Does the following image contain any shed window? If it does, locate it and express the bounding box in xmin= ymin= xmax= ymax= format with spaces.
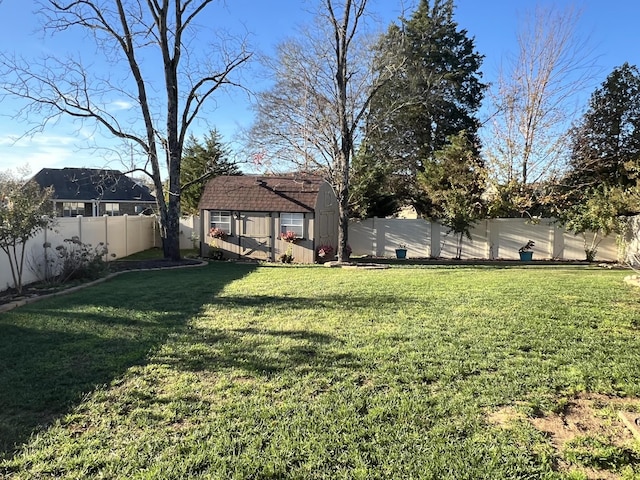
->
xmin=210 ymin=210 xmax=232 ymax=234
xmin=280 ymin=212 xmax=304 ymax=238
xmin=104 ymin=203 xmax=120 ymax=216
xmin=62 ymin=202 xmax=85 ymax=217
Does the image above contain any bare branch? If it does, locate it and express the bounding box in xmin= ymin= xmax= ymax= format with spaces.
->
xmin=484 ymin=4 xmax=601 ymax=187
xmin=1 ymin=0 xmax=250 ymax=260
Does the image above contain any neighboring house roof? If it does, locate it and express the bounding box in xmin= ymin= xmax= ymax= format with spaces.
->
xmin=31 ymin=168 xmax=155 ymax=202
xmin=199 ymin=175 xmax=326 ymax=213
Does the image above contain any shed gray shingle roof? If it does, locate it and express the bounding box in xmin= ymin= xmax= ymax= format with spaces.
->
xmin=31 ymin=168 xmax=155 ymax=202
xmin=198 ymin=175 xmax=325 ymax=213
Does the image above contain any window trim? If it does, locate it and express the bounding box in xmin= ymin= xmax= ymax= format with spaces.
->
xmin=210 ymin=210 xmax=232 ymax=235
xmin=62 ymin=202 xmax=85 ymax=217
xmin=103 ymin=202 xmax=120 ymax=216
xmin=280 ymin=212 xmax=304 ymax=238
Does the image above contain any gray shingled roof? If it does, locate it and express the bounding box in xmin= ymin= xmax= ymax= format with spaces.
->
xmin=198 ymin=175 xmax=325 ymax=213
xmin=31 ymin=168 xmax=155 ymax=202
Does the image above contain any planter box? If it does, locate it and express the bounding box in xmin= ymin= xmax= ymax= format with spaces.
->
xmin=395 ymin=248 xmax=407 ymax=259
xmin=519 ymin=251 xmax=533 ymax=261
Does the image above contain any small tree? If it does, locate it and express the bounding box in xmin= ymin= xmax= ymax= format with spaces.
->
xmin=560 ymin=186 xmax=627 ymax=261
xmin=0 ymin=176 xmax=54 ymax=294
xmin=417 ymin=131 xmax=487 ymax=259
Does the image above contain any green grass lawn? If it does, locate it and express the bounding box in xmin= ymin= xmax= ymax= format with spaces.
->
xmin=1 ymin=263 xmax=639 ymax=479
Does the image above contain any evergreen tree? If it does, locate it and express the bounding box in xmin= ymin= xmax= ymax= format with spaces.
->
xmin=358 ymin=0 xmax=485 ymax=217
xmin=417 ymin=131 xmax=487 ymax=258
xmin=180 ymin=130 xmax=240 ymax=215
xmin=555 ymin=64 xmax=640 ymax=258
xmin=566 ymin=63 xmax=640 ymax=191
xmin=349 ymin=143 xmax=398 ymax=218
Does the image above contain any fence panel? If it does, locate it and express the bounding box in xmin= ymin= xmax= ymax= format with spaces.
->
xmin=349 ymin=217 xmax=622 ymax=261
xmin=179 ymin=215 xmax=200 ymax=250
xmin=348 ymin=219 xmax=375 ymax=256
xmin=1 ymin=215 xmax=158 ymax=292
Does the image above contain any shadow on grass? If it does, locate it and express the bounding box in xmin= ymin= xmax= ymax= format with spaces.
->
xmin=155 ymin=293 xmax=410 ymax=378
xmin=0 ymin=262 xmax=256 ymax=459
xmin=158 ymin=324 xmax=359 ymax=376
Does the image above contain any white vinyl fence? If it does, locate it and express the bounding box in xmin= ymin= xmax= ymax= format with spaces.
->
xmin=1 ymin=214 xmax=637 ymax=292
xmin=349 ymin=217 xmax=621 ymax=261
xmin=1 ymin=215 xmax=159 ymax=292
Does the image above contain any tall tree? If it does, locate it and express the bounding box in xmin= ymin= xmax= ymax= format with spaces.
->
xmin=0 ymin=0 xmax=250 ymax=260
xmin=358 ymin=0 xmax=485 ymax=217
xmin=483 ymin=4 xmax=597 ymax=215
xmin=565 ymin=63 xmax=640 ymax=191
xmin=554 ymin=63 xmax=640 ymax=258
xmin=180 ymin=129 xmax=240 ymax=216
xmin=249 ymin=0 xmax=395 ymax=261
xmin=349 ymin=143 xmax=399 ymax=218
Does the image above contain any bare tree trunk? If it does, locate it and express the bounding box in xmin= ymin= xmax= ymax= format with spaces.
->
xmin=0 ymin=1 xmax=250 ymax=262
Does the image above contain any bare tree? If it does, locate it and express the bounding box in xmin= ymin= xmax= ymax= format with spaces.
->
xmin=0 ymin=0 xmax=251 ymax=260
xmin=248 ymin=0 xmax=395 ymax=261
xmin=483 ymin=4 xmax=598 ymax=190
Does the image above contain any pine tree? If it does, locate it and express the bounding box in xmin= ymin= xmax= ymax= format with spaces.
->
xmin=180 ymin=130 xmax=240 ymax=215
xmin=417 ymin=131 xmax=487 ymax=258
xmin=357 ymin=0 xmax=485 ymax=217
xmin=555 ymin=64 xmax=640 ymax=258
xmin=567 ymin=63 xmax=640 ymax=190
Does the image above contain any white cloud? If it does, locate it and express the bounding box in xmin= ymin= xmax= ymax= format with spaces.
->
xmin=109 ymin=100 xmax=134 ymax=111
xmin=0 ymin=133 xmax=99 ymax=177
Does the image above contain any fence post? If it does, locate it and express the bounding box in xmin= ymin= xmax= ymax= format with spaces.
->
xmin=488 ymin=220 xmax=499 ymax=259
xmin=374 ymin=217 xmax=384 ymax=257
xmin=124 ymin=214 xmax=129 ymax=258
xmin=77 ymin=215 xmax=83 ymax=243
xmin=552 ymin=222 xmax=565 ymax=260
xmin=104 ymin=215 xmax=108 ymax=255
xmin=431 ymin=222 xmax=441 ymax=258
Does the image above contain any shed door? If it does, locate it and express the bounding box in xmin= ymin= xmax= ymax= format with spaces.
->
xmin=240 ymin=212 xmax=272 ymax=260
xmin=317 ymin=210 xmax=336 ymax=247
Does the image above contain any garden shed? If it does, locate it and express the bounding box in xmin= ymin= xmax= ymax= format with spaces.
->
xmin=198 ymin=175 xmax=339 ymax=263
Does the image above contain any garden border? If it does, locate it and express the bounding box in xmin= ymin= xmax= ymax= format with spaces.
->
xmin=0 ymin=260 xmax=208 ymax=314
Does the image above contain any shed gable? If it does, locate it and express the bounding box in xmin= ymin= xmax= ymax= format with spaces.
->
xmin=199 ymin=175 xmax=325 ymax=213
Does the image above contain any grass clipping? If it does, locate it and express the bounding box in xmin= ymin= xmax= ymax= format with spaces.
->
xmin=488 ymin=394 xmax=640 ymax=479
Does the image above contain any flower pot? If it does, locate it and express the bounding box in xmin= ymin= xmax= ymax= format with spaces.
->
xmin=395 ymin=248 xmax=407 ymax=259
xmin=519 ymin=251 xmax=533 ymax=261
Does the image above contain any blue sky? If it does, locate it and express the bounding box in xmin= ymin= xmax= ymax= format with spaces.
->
xmin=1 ymin=0 xmax=639 ymax=177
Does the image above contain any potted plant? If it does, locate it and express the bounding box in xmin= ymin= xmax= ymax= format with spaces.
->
xmin=395 ymin=244 xmax=408 ymax=259
xmin=518 ymin=240 xmax=535 ymax=261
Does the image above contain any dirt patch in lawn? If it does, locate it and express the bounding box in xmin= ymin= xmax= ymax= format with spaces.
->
xmin=488 ymin=394 xmax=640 ymax=479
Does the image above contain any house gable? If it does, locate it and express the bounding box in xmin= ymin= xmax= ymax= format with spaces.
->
xmin=31 ymin=167 xmax=155 ymax=203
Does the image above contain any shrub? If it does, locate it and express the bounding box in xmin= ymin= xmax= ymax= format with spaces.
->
xmin=279 ymin=243 xmax=294 ymax=263
xmin=316 ymin=244 xmax=334 ymax=261
xmin=51 ymin=237 xmax=113 ymax=283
